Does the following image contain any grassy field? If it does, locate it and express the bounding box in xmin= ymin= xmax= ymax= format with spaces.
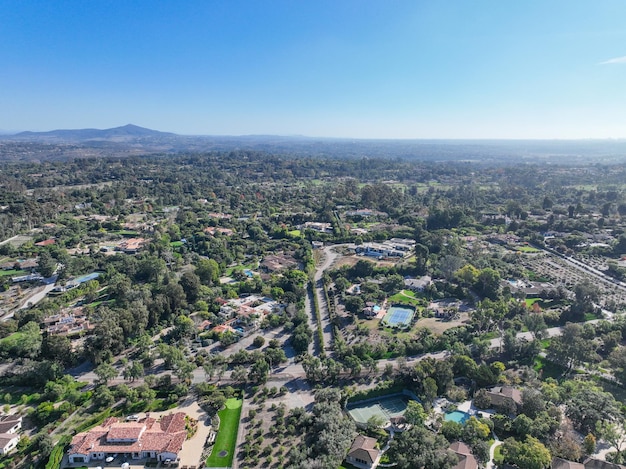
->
xmin=205 ymin=397 xmax=243 ymax=467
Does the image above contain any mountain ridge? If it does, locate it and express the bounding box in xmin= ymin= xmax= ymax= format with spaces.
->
xmin=12 ymin=124 xmax=176 ymax=141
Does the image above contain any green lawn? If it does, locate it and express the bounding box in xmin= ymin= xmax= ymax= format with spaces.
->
xmin=525 ymin=298 xmax=541 ymax=307
xmin=388 ymin=290 xmax=422 ymax=307
xmin=170 ymin=241 xmax=184 ymax=247
xmin=533 ymin=356 xmax=565 ymax=379
xmin=513 ymin=245 xmax=541 ymax=253
xmin=0 ymin=269 xmax=26 ymax=277
xmin=205 ymin=397 xmax=243 ymax=467
xmin=493 ymin=444 xmax=504 ymax=465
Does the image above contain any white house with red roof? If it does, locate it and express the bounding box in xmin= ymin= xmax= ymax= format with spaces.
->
xmin=68 ymin=412 xmax=187 ymax=463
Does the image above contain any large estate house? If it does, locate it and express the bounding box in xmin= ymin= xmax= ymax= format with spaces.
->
xmin=68 ymin=413 xmax=187 ymax=464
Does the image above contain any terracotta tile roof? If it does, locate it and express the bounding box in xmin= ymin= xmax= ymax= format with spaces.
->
xmin=69 ymin=413 xmax=187 ymax=458
xmin=35 ymin=239 xmax=56 ymax=246
xmin=348 ymin=435 xmax=379 ymax=465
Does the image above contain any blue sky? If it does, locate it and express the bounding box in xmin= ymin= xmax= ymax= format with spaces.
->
xmin=1 ymin=0 xmax=625 ymax=138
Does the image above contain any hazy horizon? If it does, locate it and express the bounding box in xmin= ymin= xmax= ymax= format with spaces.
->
xmin=2 ymin=1 xmax=626 ymax=139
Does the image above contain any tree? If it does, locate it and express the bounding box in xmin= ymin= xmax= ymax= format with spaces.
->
xmin=352 ymin=259 xmax=374 ymax=279
xmin=476 ymin=268 xmax=501 ymax=300
xmin=231 ymin=365 xmax=248 ymax=384
xmin=343 ymin=296 xmax=365 ymax=315
xmin=94 ymin=362 xmax=118 ymax=384
xmin=196 ymin=258 xmax=220 ymax=285
xmin=596 ymin=420 xmax=626 ymax=463
xmin=404 ymin=400 xmax=428 ymax=426
xmin=583 ymin=433 xmax=597 ymax=455
xmin=173 ymin=314 xmax=196 ymax=340
xmin=501 ymin=436 xmax=551 ymax=469
xmin=455 ymin=264 xmax=480 ymax=287
xmin=93 ymin=385 xmax=116 ymax=408
xmin=387 ymin=425 xmax=459 ymax=469
xmin=32 ymin=433 xmax=54 ymax=458
xmin=37 ymin=250 xmax=56 ymax=278
xmin=253 ymin=335 xmax=265 ymax=348
xmin=462 ymin=417 xmax=491 ymax=445
xmin=521 ymin=388 xmax=546 ymax=419
xmin=564 ymin=380 xmax=619 ymax=434
xmin=249 ymin=358 xmax=270 ymax=384
xmin=547 ymin=323 xmax=598 ymax=373
xmin=523 ymin=314 xmax=548 ymax=341
xmin=179 ymin=271 xmax=201 ymax=303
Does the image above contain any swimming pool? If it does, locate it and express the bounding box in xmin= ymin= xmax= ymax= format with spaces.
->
xmin=444 ymin=410 xmax=470 ymax=424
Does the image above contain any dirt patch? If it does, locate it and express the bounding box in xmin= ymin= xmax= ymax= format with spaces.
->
xmin=415 ymin=312 xmax=471 ymax=335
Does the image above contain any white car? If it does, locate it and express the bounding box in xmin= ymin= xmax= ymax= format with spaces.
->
xmin=105 ymin=457 xmax=114 ymax=463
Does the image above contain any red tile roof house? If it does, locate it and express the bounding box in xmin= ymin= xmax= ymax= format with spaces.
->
xmin=449 ymin=442 xmax=479 ymax=469
xmin=68 ymin=412 xmax=187 ymax=464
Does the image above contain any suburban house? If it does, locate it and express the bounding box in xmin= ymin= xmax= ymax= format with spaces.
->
xmin=486 ymin=386 xmax=523 ymax=412
xmin=356 ymin=243 xmax=405 ymax=259
xmin=552 ymin=457 xmax=626 ymax=469
xmin=404 ymin=275 xmax=432 ymax=292
xmin=449 ymin=442 xmax=478 ymax=469
xmin=345 ymin=435 xmax=381 ymax=469
xmin=260 ymin=253 xmax=298 ymax=273
xmin=302 ymin=222 xmax=333 ymax=233
xmin=0 ymin=414 xmax=22 ymax=455
xmin=42 ymin=309 xmax=93 ymax=336
xmin=116 ymin=238 xmax=147 ymax=254
xmin=68 ymin=412 xmax=187 ymax=464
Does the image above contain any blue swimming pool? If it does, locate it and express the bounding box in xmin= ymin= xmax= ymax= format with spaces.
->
xmin=444 ymin=410 xmax=470 ymax=424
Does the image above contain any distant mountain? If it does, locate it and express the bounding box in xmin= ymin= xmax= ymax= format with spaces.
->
xmin=11 ymin=124 xmax=176 ymax=141
xmin=2 ymin=124 xmax=626 ymax=164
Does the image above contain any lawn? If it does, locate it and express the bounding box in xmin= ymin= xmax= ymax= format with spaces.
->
xmin=513 ymin=245 xmax=541 ymax=253
xmin=205 ymin=397 xmax=243 ymax=467
xmin=0 ymin=269 xmax=26 ymax=277
xmin=388 ymin=290 xmax=422 ymax=307
xmin=533 ymin=356 xmax=565 ymax=380
xmin=525 ymin=298 xmax=541 ymax=307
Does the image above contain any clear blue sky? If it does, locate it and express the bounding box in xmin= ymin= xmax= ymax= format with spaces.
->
xmin=2 ymin=0 xmax=626 ymax=138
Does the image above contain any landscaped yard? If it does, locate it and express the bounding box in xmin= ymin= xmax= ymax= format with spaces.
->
xmin=205 ymin=397 xmax=243 ymax=467
xmin=388 ymin=290 xmax=423 ymax=307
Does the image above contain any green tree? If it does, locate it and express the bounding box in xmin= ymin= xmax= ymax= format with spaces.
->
xmin=476 ymin=268 xmax=501 ymax=300
xmin=404 ymin=400 xmax=428 ymax=426
xmin=94 ymin=362 xmax=118 ymax=384
xmin=547 ymin=323 xmax=598 ymax=373
xmin=37 ymin=250 xmax=57 ymax=278
xmin=196 ymin=258 xmax=220 ymax=285
xmin=387 ymin=425 xmax=458 ymax=469
xmin=501 ymin=436 xmax=551 ymax=469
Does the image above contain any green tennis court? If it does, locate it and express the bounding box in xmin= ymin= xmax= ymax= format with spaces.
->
xmin=347 ymin=395 xmax=410 ymax=425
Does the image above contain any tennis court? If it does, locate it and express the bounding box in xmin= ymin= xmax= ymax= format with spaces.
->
xmin=382 ymin=305 xmax=415 ymax=328
xmin=347 ymin=395 xmax=410 ymax=425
